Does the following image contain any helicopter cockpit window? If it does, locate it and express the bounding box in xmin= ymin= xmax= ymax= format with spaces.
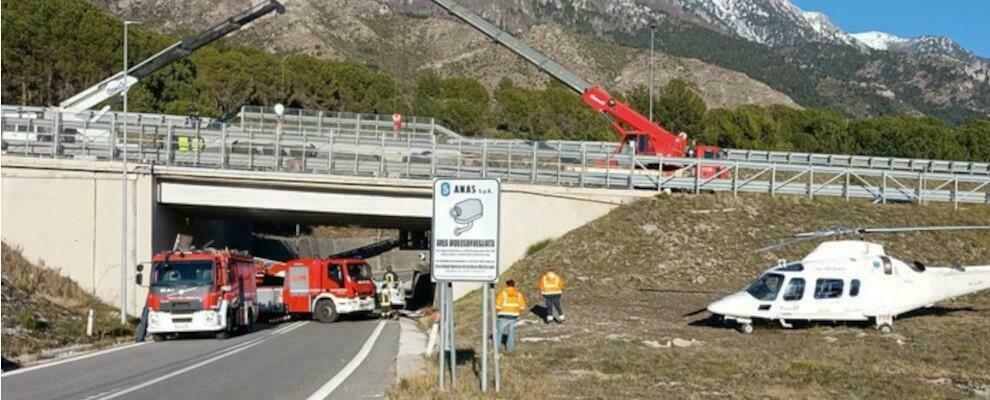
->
xmin=774 ymin=263 xmax=804 ymax=272
xmin=746 ymin=273 xmax=785 ymax=301
xmin=783 ymin=278 xmax=805 ymax=301
xmin=814 ymin=279 xmax=844 ymax=299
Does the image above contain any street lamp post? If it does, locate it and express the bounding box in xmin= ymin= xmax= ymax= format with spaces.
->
xmin=649 ymin=22 xmax=657 ymax=123
xmin=274 ymin=103 xmax=285 ymax=171
xmin=120 ymin=20 xmax=138 ymax=325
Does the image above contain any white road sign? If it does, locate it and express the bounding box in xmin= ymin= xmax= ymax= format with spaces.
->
xmin=431 ymin=178 xmax=500 ymax=282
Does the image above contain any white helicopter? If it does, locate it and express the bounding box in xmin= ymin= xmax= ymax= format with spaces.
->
xmin=705 ymin=226 xmax=990 ymax=334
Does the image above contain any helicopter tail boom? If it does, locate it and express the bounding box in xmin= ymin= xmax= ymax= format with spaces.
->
xmin=925 ymin=265 xmax=990 ymax=304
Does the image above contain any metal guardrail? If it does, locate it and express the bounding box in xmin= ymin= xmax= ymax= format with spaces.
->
xmin=723 ymin=149 xmax=989 ymax=176
xmin=243 ymin=106 xmax=990 ymax=176
xmin=3 ymin=105 xmax=988 ymax=207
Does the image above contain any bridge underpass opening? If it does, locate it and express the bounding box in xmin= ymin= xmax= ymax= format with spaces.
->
xmin=153 ymin=178 xmax=432 ymax=256
xmin=154 ymin=201 xmax=436 ymax=309
xmin=154 ymin=203 xmax=431 ymax=262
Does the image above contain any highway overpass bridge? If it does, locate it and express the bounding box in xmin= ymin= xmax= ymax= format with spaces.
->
xmin=2 ymin=105 xmax=988 ymax=312
xmin=1 ymin=156 xmax=643 ymax=313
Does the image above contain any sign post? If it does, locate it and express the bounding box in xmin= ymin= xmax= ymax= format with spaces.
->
xmin=432 ymin=178 xmax=501 ymax=392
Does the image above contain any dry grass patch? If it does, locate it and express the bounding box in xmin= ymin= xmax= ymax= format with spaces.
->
xmin=2 ymin=243 xmax=134 ymax=363
xmin=390 ymin=195 xmax=990 ymax=399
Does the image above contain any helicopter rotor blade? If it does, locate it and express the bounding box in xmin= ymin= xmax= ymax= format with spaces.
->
xmin=859 ymin=225 xmax=990 ymax=234
xmin=758 ymin=235 xmax=823 ymax=252
xmin=762 ymin=225 xmax=990 ymax=252
xmin=682 ymin=307 xmax=709 ymax=317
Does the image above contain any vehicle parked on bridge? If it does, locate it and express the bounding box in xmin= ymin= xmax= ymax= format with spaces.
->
xmin=430 ymin=0 xmax=729 ymax=179
xmin=140 ymin=248 xmax=259 ymax=340
xmin=256 ymin=258 xmax=377 ymax=323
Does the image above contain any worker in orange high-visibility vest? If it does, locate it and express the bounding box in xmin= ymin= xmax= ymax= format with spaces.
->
xmin=538 ymin=268 xmax=565 ymax=323
xmin=494 ymin=279 xmax=527 ymax=353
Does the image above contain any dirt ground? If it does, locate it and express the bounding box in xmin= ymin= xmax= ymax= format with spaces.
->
xmin=391 ymin=195 xmax=990 ymax=399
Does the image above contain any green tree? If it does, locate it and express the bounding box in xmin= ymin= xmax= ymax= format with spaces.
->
xmin=655 ymin=79 xmax=707 ymax=136
xmin=957 ymin=119 xmax=990 ymax=162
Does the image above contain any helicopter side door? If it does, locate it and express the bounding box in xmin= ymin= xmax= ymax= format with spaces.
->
xmin=777 ymin=276 xmax=806 ymax=318
xmin=808 ymin=275 xmax=847 ymax=319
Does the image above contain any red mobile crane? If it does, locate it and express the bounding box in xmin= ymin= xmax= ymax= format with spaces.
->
xmin=429 ymin=0 xmax=726 ymax=177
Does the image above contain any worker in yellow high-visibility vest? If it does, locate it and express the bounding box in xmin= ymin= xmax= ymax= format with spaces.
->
xmin=494 ymin=279 xmax=526 ymax=353
xmin=380 ymin=266 xmax=399 ymax=319
xmin=538 ymin=268 xmax=565 ymax=323
xmin=178 ymin=135 xmax=191 ymax=152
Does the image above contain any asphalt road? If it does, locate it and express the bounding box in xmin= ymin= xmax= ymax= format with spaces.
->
xmin=1 ymin=318 xmax=399 ymax=400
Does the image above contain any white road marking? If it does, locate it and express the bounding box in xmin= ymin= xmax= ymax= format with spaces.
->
xmin=2 ymin=342 xmax=148 ymax=377
xmin=89 ymin=337 xmax=266 ymax=400
xmin=304 ymin=321 xmax=388 ymax=400
xmin=271 ymin=321 xmax=305 ymax=335
xmin=276 ymin=321 xmax=309 ymax=335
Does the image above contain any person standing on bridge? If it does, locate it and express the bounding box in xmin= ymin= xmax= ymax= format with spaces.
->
xmin=495 ymin=279 xmax=527 ymax=353
xmin=539 ymin=268 xmax=565 ymax=323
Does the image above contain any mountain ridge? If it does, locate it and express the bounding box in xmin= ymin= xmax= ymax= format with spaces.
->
xmin=91 ymin=0 xmax=990 ymax=121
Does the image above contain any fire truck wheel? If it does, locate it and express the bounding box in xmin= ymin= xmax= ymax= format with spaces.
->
xmin=245 ymin=310 xmax=256 ymax=333
xmin=315 ymin=300 xmax=339 ymax=323
xmin=216 ymin=310 xmax=234 ymax=339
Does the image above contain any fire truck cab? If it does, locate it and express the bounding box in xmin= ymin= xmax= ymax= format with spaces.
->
xmin=143 ymin=249 xmax=258 ymax=340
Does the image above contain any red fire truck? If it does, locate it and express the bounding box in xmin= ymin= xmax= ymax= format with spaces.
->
xmin=256 ymin=257 xmax=377 ymax=323
xmin=140 ymin=249 xmax=259 ymax=340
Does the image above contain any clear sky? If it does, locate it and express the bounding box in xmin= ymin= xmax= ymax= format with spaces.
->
xmin=793 ymin=0 xmax=989 ymax=57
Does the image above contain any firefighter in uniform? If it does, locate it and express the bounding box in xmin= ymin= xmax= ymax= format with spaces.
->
xmin=495 ymin=279 xmax=526 ymax=353
xmin=380 ymin=266 xmax=399 ymax=319
xmin=539 ymin=268 xmax=565 ymax=323
xmin=383 ymin=265 xmax=399 ymax=285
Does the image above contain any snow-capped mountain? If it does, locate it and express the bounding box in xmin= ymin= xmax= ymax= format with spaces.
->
xmin=850 ymin=31 xmax=908 ymax=51
xmin=852 ymin=31 xmax=981 ymax=62
xmin=671 ymin=0 xmax=983 ymax=63
xmin=108 ymin=0 xmax=990 ymax=120
xmin=672 ymin=0 xmax=858 ymax=47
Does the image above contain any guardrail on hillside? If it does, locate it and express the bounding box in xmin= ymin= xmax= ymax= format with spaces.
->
xmin=2 ymin=105 xmax=987 ymax=207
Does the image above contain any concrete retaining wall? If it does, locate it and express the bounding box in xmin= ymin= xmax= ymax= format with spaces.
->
xmin=1 ymin=158 xmax=153 ymax=316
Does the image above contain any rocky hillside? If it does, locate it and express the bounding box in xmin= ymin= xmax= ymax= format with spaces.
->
xmin=92 ymin=0 xmax=798 ymax=110
xmin=95 ymin=0 xmax=990 ymax=121
xmin=392 ymin=195 xmax=990 ymax=398
xmin=1 ymin=243 xmax=133 ymax=367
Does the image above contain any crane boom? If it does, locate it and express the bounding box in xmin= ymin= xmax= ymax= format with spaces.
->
xmin=430 ymin=0 xmax=591 ymax=94
xmin=59 ymin=0 xmax=285 ymax=114
xmin=428 ymin=0 xmax=688 ymax=158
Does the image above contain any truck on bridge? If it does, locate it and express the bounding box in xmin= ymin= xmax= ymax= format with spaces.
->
xmin=429 ymin=0 xmax=727 ymax=178
xmin=141 ymin=248 xmax=259 ymax=340
xmin=0 ymin=0 xmax=285 ymax=153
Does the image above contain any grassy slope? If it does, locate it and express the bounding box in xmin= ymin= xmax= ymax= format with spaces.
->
xmin=1 ymin=243 xmax=133 ymax=363
xmin=393 ymin=195 xmax=990 ymax=399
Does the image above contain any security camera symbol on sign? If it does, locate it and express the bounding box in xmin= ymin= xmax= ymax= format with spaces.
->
xmin=450 ymin=198 xmax=483 ymax=236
